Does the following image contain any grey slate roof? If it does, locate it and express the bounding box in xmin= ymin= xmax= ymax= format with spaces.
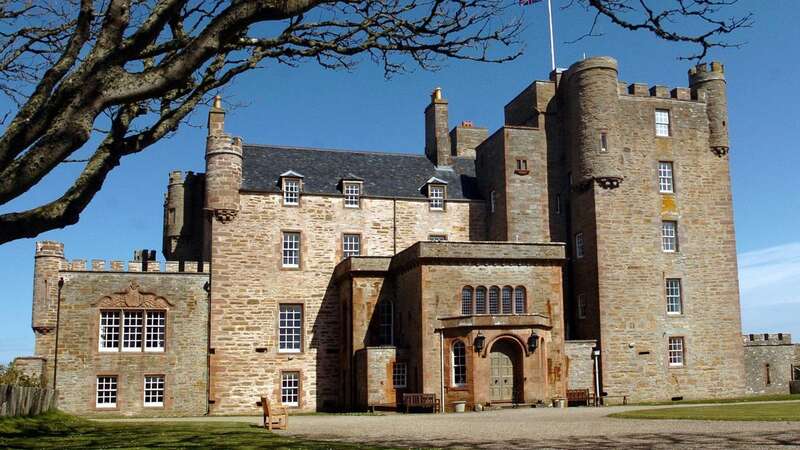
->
xmin=241 ymin=144 xmax=481 ymax=200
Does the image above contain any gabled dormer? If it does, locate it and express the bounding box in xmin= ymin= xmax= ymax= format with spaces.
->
xmin=422 ymin=177 xmax=447 ymax=211
xmin=339 ymin=173 xmax=364 ymax=209
xmin=279 ymin=170 xmax=304 ymax=206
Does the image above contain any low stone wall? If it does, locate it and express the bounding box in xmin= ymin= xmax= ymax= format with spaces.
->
xmin=0 ymin=385 xmax=57 ymax=417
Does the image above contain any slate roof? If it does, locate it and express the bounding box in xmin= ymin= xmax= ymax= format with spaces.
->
xmin=241 ymin=144 xmax=481 ymax=200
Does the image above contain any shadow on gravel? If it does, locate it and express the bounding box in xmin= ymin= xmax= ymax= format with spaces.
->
xmin=303 ymin=431 xmax=800 ymax=449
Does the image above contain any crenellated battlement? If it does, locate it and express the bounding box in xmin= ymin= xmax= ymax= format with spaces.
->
xmin=689 ymin=61 xmax=725 ymax=77
xmin=619 ymin=82 xmax=698 ymax=101
xmin=743 ymin=333 xmax=793 ymax=346
xmin=61 ymin=258 xmax=208 ymax=274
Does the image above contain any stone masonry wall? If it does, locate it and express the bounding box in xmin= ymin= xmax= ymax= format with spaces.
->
xmin=54 ymin=271 xmax=209 ymax=417
xmin=565 ymin=340 xmax=596 ymax=390
xmin=208 ymin=193 xmax=485 ymax=413
xmin=590 ymin=91 xmax=745 ymax=401
xmin=743 ymin=334 xmax=799 ymax=395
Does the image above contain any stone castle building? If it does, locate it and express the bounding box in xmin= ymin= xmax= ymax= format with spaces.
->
xmin=19 ymin=56 xmax=761 ymax=416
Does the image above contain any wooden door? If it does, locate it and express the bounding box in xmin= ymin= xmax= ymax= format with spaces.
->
xmin=490 ymin=346 xmax=515 ymax=402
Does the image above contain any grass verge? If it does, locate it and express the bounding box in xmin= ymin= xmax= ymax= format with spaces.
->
xmin=610 ymin=402 xmax=800 ymax=422
xmin=627 ymin=393 xmax=800 ymax=406
xmin=0 ymin=411 xmax=386 ymax=449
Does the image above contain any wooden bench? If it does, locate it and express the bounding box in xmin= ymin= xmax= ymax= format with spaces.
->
xmin=567 ymin=389 xmax=593 ymax=407
xmin=402 ymin=393 xmax=439 ymax=413
xmin=260 ymin=395 xmax=288 ymax=430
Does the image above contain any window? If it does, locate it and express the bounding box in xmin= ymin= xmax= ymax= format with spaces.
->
xmin=662 ymin=221 xmax=678 ymax=252
xmin=283 ymin=178 xmax=300 ymax=205
xmin=792 ymin=365 xmax=800 ymax=381
xmin=668 ymin=337 xmax=685 ymax=367
xmin=516 ymin=159 xmax=528 ymax=171
xmin=452 ymin=341 xmax=467 ymax=386
xmin=96 ymin=376 xmax=117 ymax=408
xmin=490 ymin=190 xmax=496 ymax=214
xmin=488 ymin=286 xmax=500 ymax=314
xmin=99 ymin=310 xmax=165 ymax=352
xmin=577 ymin=293 xmax=586 ymax=319
xmin=655 ymin=109 xmax=670 ymax=137
xmin=392 ymin=362 xmax=407 ymax=388
xmin=501 ymin=287 xmax=512 ymax=314
xmin=343 ymin=234 xmax=361 ymax=258
xmin=429 ymin=235 xmax=447 ymax=242
xmin=377 ymin=301 xmax=393 ymax=345
xmin=461 ymin=287 xmax=473 ymax=315
xmin=344 ymin=182 xmax=361 ymax=208
xmin=514 ymin=287 xmax=526 ymax=314
xmin=600 ymin=132 xmax=609 ymax=152
xmin=99 ymin=311 xmax=120 ymax=351
xmin=666 ymin=279 xmax=682 ymax=315
xmin=145 ymin=311 xmax=165 ymax=351
xmin=278 ymin=304 xmax=302 ymax=353
xmin=429 ymin=185 xmax=445 ymax=210
xmin=575 ymin=233 xmax=585 ymax=259
xmin=765 ymin=364 xmax=771 ymax=386
xmin=144 ymin=375 xmax=165 ymax=407
xmin=475 ymin=287 xmax=487 ymax=314
xmin=658 ymin=162 xmax=674 ymax=193
xmin=282 ymin=232 xmax=300 ymax=267
xmin=281 ymin=372 xmax=300 ymax=406
xmin=122 ymin=311 xmax=143 ymax=351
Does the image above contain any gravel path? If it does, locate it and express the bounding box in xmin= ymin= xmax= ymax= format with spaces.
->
xmin=97 ymin=402 xmax=800 ymax=449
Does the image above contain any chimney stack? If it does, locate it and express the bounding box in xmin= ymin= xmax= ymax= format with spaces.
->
xmin=424 ymin=87 xmax=451 ymax=166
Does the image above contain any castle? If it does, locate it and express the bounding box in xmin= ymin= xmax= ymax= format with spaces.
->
xmin=18 ymin=56 xmax=772 ymax=416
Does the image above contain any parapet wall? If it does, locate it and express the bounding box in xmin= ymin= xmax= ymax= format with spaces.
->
xmin=743 ymin=333 xmax=793 ymax=346
xmin=60 ymin=259 xmax=209 ymax=273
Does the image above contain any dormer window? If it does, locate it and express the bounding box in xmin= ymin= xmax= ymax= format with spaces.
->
xmin=423 ymin=177 xmax=447 ymax=211
xmin=340 ymin=175 xmax=363 ymax=209
xmin=280 ymin=171 xmax=304 ymax=206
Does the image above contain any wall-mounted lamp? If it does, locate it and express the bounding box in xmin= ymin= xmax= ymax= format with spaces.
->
xmin=527 ymin=332 xmax=539 ymax=353
xmin=474 ymin=332 xmax=486 ymax=353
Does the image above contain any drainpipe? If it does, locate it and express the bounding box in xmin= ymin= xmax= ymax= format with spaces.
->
xmin=52 ymin=277 xmax=64 ymax=388
xmin=592 ymin=346 xmax=601 ymax=406
xmin=392 ymin=198 xmax=397 ymax=254
xmin=439 ymin=330 xmax=445 ymax=414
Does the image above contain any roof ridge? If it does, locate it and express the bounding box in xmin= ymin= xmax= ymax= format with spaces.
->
xmin=242 ymin=143 xmax=428 ymax=158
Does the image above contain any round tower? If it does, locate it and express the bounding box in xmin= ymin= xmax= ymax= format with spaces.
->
xmin=32 ymin=240 xmax=64 ymax=333
xmin=163 ymin=171 xmax=184 ymax=258
xmin=562 ymin=57 xmax=623 ymax=189
xmin=689 ymin=61 xmax=729 ymax=156
xmin=204 ymin=97 xmax=242 ymax=223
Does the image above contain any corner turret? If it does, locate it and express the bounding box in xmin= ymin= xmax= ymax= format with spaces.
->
xmin=204 ymin=96 xmax=242 ymax=223
xmin=561 ymin=57 xmax=623 ymax=189
xmin=689 ymin=62 xmax=729 ymax=156
xmin=32 ymin=240 xmax=64 ymax=385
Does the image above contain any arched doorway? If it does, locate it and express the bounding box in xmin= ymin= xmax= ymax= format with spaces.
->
xmin=489 ymin=339 xmax=521 ymax=403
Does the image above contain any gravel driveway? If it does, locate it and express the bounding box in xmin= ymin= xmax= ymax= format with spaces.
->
xmin=275 ymin=404 xmax=800 ymax=449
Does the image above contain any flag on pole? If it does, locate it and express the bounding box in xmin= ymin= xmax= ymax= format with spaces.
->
xmin=518 ymin=0 xmax=556 ymax=71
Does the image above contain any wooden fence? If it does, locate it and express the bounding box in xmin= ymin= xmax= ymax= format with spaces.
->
xmin=0 ymin=385 xmax=57 ymax=417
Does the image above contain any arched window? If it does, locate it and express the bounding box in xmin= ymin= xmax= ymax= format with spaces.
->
xmin=489 ymin=286 xmax=500 ymax=314
xmin=452 ymin=340 xmax=467 ymax=386
xmin=461 ymin=287 xmax=474 ymax=315
xmin=501 ymin=287 xmax=513 ymax=314
xmin=378 ymin=301 xmax=393 ymax=345
xmin=514 ymin=287 xmax=526 ymax=314
xmin=475 ymin=287 xmax=487 ymax=314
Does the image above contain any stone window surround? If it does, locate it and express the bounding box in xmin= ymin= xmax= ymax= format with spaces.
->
xmin=95 ymin=373 xmax=119 ymax=411
xmin=279 ymin=370 xmax=303 ymax=408
xmin=655 ymin=108 xmax=671 ymax=137
xmin=661 ymin=221 xmax=679 ymax=253
xmin=282 ymin=177 xmax=302 ymax=206
xmin=392 ymin=361 xmax=407 ymax=388
xmin=280 ymin=230 xmax=302 ymax=270
xmin=665 ymin=278 xmax=683 ymax=316
xmin=514 ymin=158 xmax=529 ymax=175
xmin=459 ymin=285 xmax=527 ymax=316
xmin=343 ymin=181 xmax=362 ymax=208
xmin=428 ymin=184 xmax=446 ymax=211
xmin=142 ymin=374 xmax=166 ymax=408
xmin=277 ymin=303 xmax=304 ymax=355
xmin=668 ymin=336 xmax=686 ymax=368
xmin=342 ymin=232 xmax=362 ymax=259
xmin=97 ymin=309 xmax=168 ymax=354
xmin=658 ymin=161 xmax=675 ymax=194
xmin=451 ymin=340 xmax=467 ymax=387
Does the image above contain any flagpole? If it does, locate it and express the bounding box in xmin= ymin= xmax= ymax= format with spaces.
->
xmin=546 ymin=0 xmax=556 ymax=71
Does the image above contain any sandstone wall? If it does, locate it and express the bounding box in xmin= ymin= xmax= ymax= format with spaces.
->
xmin=564 ymin=340 xmax=596 ymax=390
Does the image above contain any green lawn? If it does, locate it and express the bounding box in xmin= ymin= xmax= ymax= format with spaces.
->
xmin=0 ymin=411 xmax=383 ymax=449
xmin=628 ymin=393 xmax=800 ymax=406
xmin=610 ymin=402 xmax=800 ymax=422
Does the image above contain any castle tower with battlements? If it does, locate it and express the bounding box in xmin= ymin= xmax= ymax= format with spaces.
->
xmin=20 ymin=56 xmax=750 ymax=417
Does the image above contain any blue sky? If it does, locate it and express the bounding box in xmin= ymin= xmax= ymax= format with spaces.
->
xmin=1 ymin=2 xmax=798 ymax=363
